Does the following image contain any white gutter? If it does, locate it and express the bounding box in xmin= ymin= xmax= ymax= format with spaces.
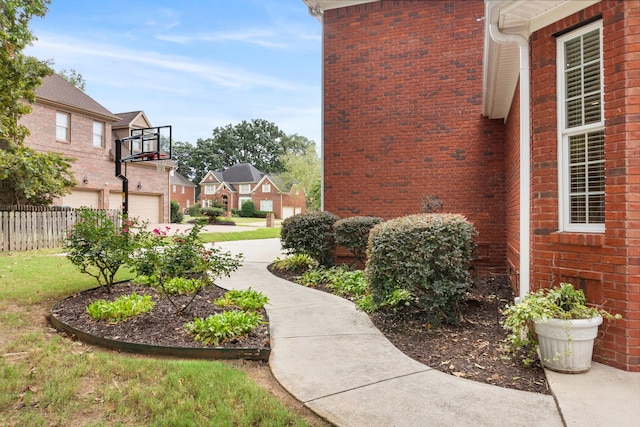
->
xmin=486 ymin=2 xmax=531 ymax=301
xmin=307 ymin=5 xmax=326 ymax=211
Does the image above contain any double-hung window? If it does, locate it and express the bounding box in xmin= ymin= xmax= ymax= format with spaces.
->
xmin=93 ymin=121 xmax=104 ymax=147
xmin=557 ymin=21 xmax=604 ymax=232
xmin=56 ymin=112 xmax=70 ymax=141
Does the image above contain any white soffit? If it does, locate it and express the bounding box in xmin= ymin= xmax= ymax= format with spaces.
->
xmin=302 ymin=0 xmax=378 ymax=21
xmin=484 ymin=0 xmax=600 ymax=119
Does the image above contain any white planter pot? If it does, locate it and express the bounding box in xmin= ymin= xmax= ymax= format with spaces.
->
xmin=533 ymin=316 xmax=602 ymax=373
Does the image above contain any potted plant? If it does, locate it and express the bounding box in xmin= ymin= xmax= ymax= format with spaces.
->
xmin=502 ymin=282 xmax=621 ymax=373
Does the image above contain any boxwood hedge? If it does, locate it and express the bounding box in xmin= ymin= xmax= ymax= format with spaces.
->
xmin=366 ymin=213 xmax=477 ymax=324
xmin=280 ymin=211 xmax=339 ymax=267
xmin=334 ymin=216 xmax=383 ymax=263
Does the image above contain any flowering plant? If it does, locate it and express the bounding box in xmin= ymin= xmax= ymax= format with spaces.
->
xmin=130 ymin=221 xmax=243 ymax=314
xmin=65 ymin=209 xmax=147 ymax=292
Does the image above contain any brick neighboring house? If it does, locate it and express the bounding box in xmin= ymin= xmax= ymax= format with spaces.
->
xmin=304 ymin=0 xmax=638 ymax=371
xmin=199 ymin=163 xmax=306 ymax=219
xmin=17 ymin=75 xmax=171 ymax=222
xmin=170 ymin=171 xmax=196 ymax=213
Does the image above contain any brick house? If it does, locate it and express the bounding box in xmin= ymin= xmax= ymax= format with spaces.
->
xmin=18 ymin=75 xmax=172 ymax=222
xmin=303 ymin=0 xmax=638 ymax=371
xmin=199 ymin=163 xmax=306 ymax=219
xmin=170 ymin=171 xmax=196 ymax=213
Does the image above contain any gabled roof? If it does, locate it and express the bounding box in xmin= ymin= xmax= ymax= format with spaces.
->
xmin=112 ymin=111 xmax=151 ymax=129
xmin=482 ymin=0 xmax=600 ymax=120
xmin=170 ymin=171 xmax=196 ymax=187
xmin=221 ymin=163 xmax=264 ymax=184
xmin=36 ymin=74 xmax=120 ymax=122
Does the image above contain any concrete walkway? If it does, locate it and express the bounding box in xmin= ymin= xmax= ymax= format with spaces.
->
xmin=215 ymin=239 xmax=640 ymax=427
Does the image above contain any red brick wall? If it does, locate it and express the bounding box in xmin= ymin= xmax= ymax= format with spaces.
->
xmin=526 ymin=0 xmax=639 ymax=371
xmin=171 ymin=184 xmax=196 ymax=213
xmin=21 ymin=103 xmax=170 ymax=222
xmin=322 ymin=0 xmax=507 ymax=272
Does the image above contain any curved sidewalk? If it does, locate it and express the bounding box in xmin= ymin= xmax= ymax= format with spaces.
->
xmin=215 ymin=239 xmax=640 ymax=427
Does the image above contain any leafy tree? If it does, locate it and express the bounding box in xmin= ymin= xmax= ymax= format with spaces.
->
xmin=193 ymin=119 xmax=308 ymax=176
xmin=58 ymin=68 xmax=86 ymax=91
xmin=274 ymin=135 xmax=320 ymax=206
xmin=0 ymin=137 xmax=76 ymax=205
xmin=306 ymin=178 xmax=321 ymax=211
xmin=0 ymin=0 xmax=53 ymax=145
xmin=0 ymin=0 xmax=77 ymax=205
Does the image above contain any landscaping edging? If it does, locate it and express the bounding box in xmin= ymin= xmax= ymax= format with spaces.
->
xmin=49 ymin=286 xmax=271 ymax=361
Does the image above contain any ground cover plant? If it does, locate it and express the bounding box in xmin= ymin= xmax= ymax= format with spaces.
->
xmin=86 ymin=292 xmax=155 ymax=323
xmin=0 ymin=249 xmax=325 ymax=426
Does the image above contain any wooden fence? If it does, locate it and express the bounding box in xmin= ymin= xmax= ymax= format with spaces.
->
xmin=0 ymin=206 xmax=120 ymax=252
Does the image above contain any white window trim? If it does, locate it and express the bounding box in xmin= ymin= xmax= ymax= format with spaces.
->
xmin=262 ymin=183 xmax=271 ymax=193
xmin=239 ymin=184 xmax=251 ymax=194
xmin=557 ymin=20 xmax=605 ymax=233
xmin=92 ymin=121 xmax=104 ymax=147
xmin=56 ymin=111 xmax=70 ymax=142
xmin=203 ymin=184 xmax=216 ymax=195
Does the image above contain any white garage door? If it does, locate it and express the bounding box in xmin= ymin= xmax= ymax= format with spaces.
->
xmin=129 ymin=194 xmax=162 ymax=223
xmin=282 ymin=206 xmax=294 ymax=219
xmin=62 ymin=190 xmax=100 ymax=209
xmin=109 ymin=192 xmax=161 ymax=223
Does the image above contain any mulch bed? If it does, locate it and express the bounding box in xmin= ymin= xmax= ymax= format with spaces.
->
xmin=52 ymin=271 xmax=549 ymax=395
xmin=267 ymin=266 xmax=550 ymax=395
xmin=51 ymin=282 xmax=269 ymax=350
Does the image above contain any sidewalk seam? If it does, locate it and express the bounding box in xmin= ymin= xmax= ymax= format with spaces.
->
xmin=302 ymin=368 xmax=433 ymax=404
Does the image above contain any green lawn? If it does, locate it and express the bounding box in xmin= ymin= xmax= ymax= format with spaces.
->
xmin=0 ymin=234 xmax=315 ymax=426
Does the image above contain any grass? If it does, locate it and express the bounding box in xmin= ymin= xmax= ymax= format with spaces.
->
xmin=199 ymin=227 xmax=280 ymax=243
xmin=0 ymin=240 xmax=312 ymax=426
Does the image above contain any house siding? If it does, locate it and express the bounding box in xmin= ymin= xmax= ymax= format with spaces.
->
xmin=171 ymin=184 xmax=196 ymax=213
xmin=322 ymin=0 xmax=507 ymax=272
xmin=524 ymin=0 xmax=639 ymax=371
xmin=21 ymin=103 xmax=170 ymax=222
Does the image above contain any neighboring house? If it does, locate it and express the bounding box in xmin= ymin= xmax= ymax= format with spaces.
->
xmin=18 ymin=75 xmax=171 ymax=222
xmin=170 ymin=171 xmax=196 ymax=213
xmin=199 ymin=163 xmax=306 ymax=219
xmin=304 ymin=0 xmax=638 ymax=371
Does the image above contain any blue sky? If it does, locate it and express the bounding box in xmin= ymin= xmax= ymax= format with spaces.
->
xmin=26 ymin=0 xmax=322 ymax=145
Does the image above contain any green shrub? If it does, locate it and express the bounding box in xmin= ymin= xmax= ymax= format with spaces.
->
xmin=86 ymin=293 xmax=155 ymax=323
xmin=280 ymin=211 xmax=339 ymax=267
xmin=188 ymin=205 xmax=201 ymax=216
xmin=129 ymin=222 xmax=243 ymax=314
xmin=334 ymin=216 xmax=384 ymax=263
xmin=200 ymin=207 xmax=225 ymax=220
xmin=185 ymin=311 xmax=264 ymax=346
xmin=366 ymin=213 xmax=477 ymax=324
xmin=254 ymin=210 xmax=270 ymax=218
xmin=214 ymin=288 xmax=269 ymax=311
xmin=170 ymin=200 xmax=184 ymax=223
xmin=272 ymin=254 xmax=319 ymax=273
xmin=239 ymin=200 xmax=257 ymax=217
xmin=65 ymin=209 xmax=147 ymax=292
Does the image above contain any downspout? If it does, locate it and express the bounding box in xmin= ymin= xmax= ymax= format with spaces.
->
xmin=487 ymin=21 xmax=531 ymax=302
xmin=308 ymin=6 xmax=325 ymax=211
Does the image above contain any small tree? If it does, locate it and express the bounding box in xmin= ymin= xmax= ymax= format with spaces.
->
xmin=130 ymin=221 xmax=243 ymax=314
xmin=65 ymin=209 xmax=146 ymax=292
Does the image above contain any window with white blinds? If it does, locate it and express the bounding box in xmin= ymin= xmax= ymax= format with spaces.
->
xmin=557 ymin=21 xmax=604 ymax=232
